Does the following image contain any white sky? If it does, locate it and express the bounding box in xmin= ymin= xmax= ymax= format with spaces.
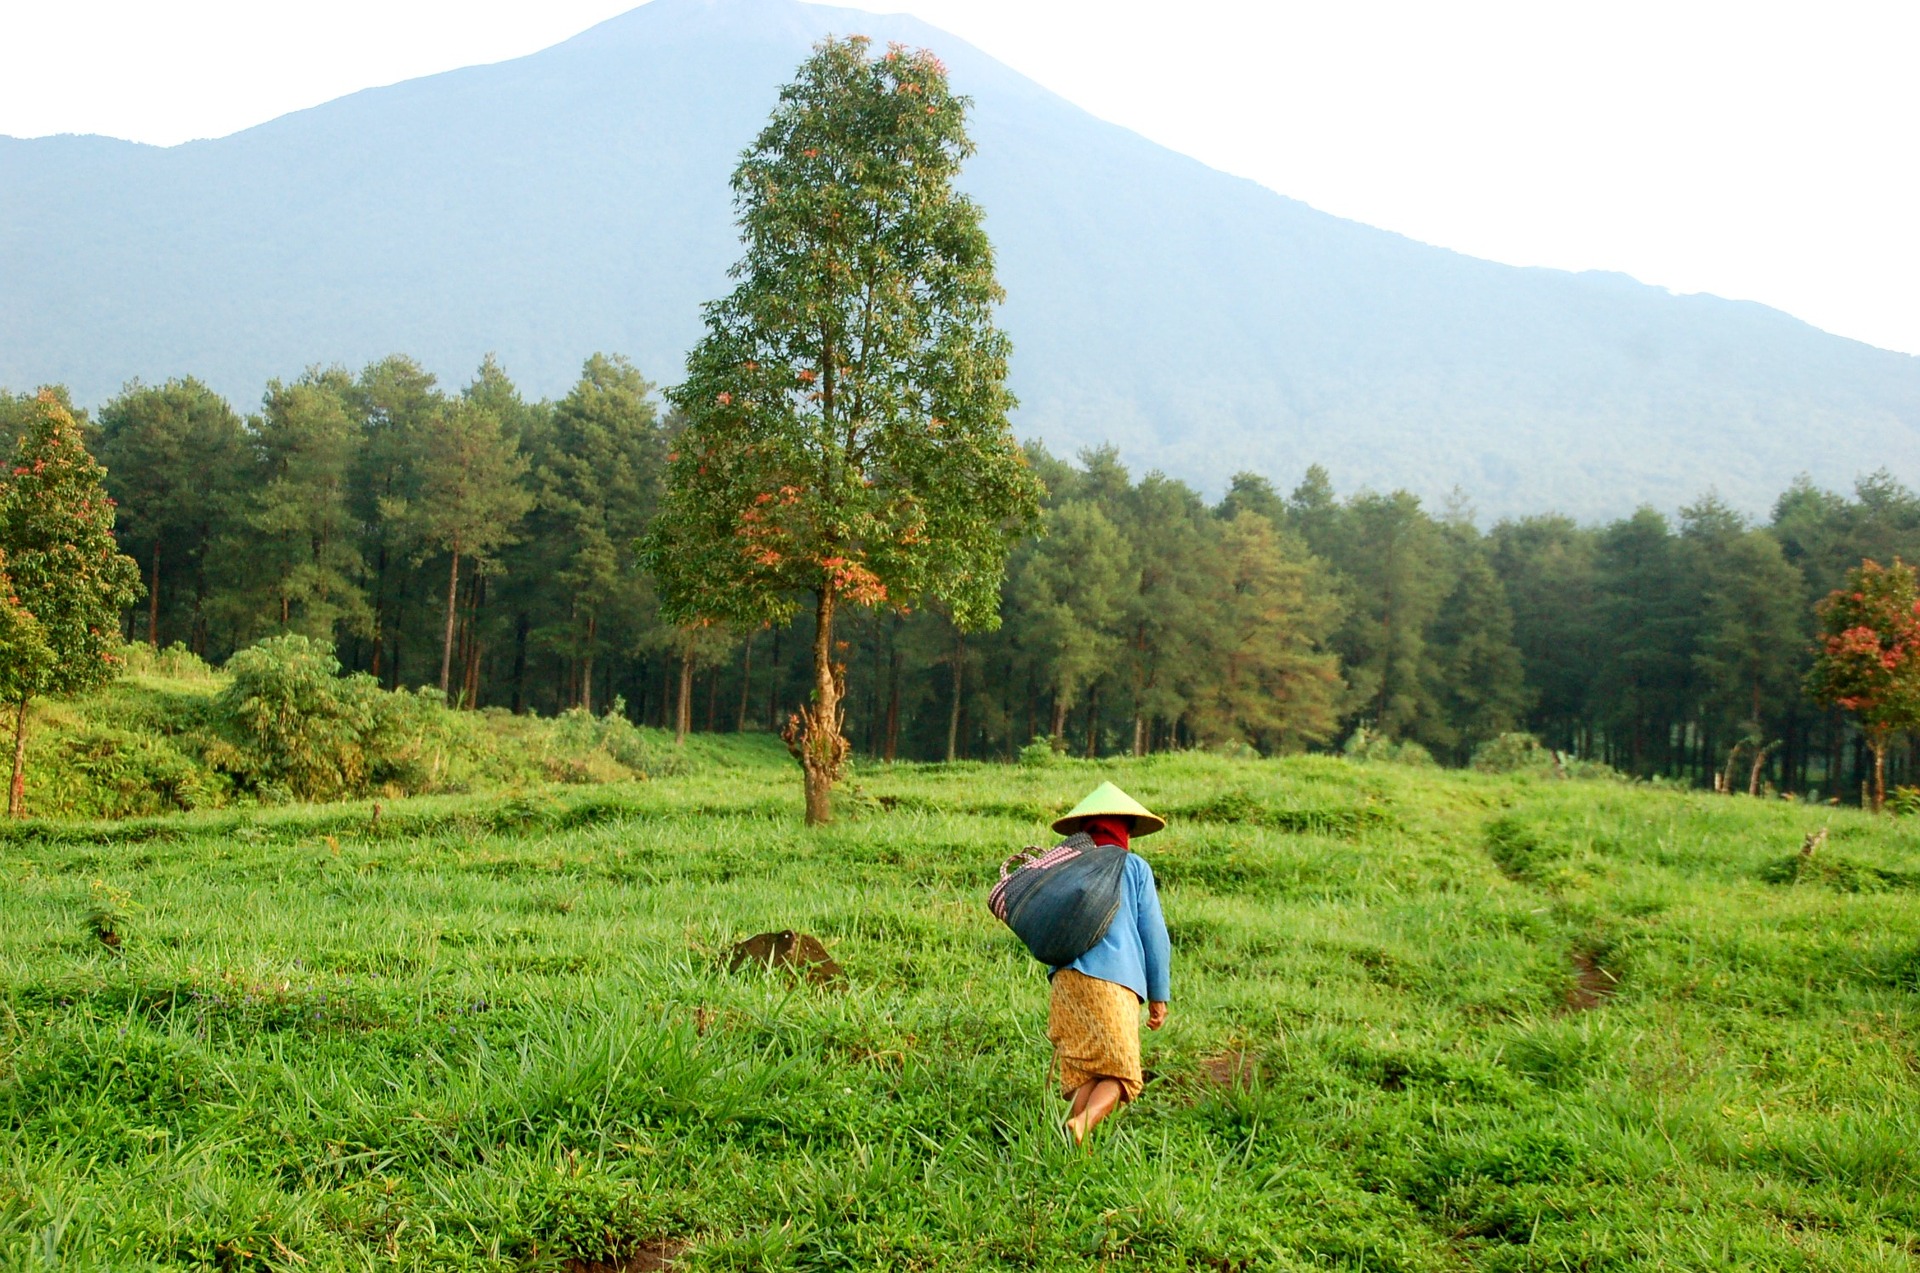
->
xmin=4 ymin=0 xmax=1917 ymax=355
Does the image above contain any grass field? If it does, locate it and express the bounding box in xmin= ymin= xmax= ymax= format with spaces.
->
xmin=3 ymin=742 xmax=1919 ymax=1270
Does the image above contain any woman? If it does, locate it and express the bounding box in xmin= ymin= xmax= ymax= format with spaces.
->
xmin=1045 ymin=781 xmax=1172 ymax=1145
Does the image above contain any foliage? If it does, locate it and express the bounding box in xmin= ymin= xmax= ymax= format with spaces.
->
xmin=29 ymin=349 xmax=1920 ymax=803
xmin=95 ymin=377 xmax=249 ymax=650
xmin=1341 ymin=725 xmax=1437 ymax=766
xmin=643 ymin=36 xmax=1043 ymax=822
xmin=4 ymin=755 xmax=1917 ymax=1268
xmin=1470 ymin=731 xmax=1557 ymax=774
xmin=0 ymin=393 xmax=144 ymax=815
xmin=1807 ymin=557 xmax=1920 ymax=809
xmin=213 ymin=634 xmax=386 ymax=800
xmin=16 ymin=641 xmax=701 ymax=817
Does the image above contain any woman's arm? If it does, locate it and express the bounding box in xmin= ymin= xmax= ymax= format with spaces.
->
xmin=1134 ymin=856 xmax=1171 ymax=1005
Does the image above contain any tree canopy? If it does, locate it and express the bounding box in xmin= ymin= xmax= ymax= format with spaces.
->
xmin=642 ymin=37 xmax=1043 ymax=823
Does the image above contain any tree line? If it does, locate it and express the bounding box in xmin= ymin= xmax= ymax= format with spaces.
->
xmin=2 ymin=366 xmax=1915 ymax=801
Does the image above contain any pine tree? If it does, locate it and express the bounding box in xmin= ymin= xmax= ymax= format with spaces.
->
xmin=1007 ymin=499 xmax=1133 ymax=745
xmin=537 ymin=354 xmax=665 ymax=712
xmin=383 ymin=382 xmax=533 ymax=699
xmin=0 ymin=393 xmax=142 ymax=815
xmin=249 ymin=369 xmax=370 ymax=642
xmin=96 ymin=377 xmax=248 ymax=651
xmin=349 ymin=355 xmax=444 ymax=685
xmin=1189 ymin=510 xmax=1344 ymax=752
xmin=642 ymin=37 xmax=1042 ymax=823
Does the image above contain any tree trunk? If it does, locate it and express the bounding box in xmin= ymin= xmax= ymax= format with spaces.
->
xmin=946 ymin=635 xmax=964 ymax=763
xmin=737 ymin=631 xmax=755 ymax=733
xmin=8 ymin=697 xmax=28 ymax=819
xmin=782 ymin=590 xmax=848 ymax=825
xmin=511 ymin=611 xmax=530 ymax=714
xmin=676 ymin=643 xmax=695 ymax=745
xmin=1748 ymin=741 xmax=1778 ymax=797
xmin=883 ymin=621 xmax=901 ymax=761
xmin=438 ymin=545 xmax=461 ymax=695
xmin=1133 ymin=714 xmax=1147 ymax=757
xmin=1050 ymin=696 xmax=1067 ymax=747
xmin=1871 ymin=735 xmax=1888 ymax=813
xmin=147 ymin=540 xmax=161 ymax=647
xmin=767 ymin=628 xmax=782 ymax=732
xmin=582 ymin=612 xmax=597 ymax=714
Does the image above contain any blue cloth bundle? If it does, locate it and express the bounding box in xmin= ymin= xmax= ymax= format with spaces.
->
xmin=988 ymin=832 xmax=1128 ymax=967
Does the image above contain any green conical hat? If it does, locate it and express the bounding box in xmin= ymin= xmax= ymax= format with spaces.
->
xmin=1051 ymin=780 xmax=1166 ymax=838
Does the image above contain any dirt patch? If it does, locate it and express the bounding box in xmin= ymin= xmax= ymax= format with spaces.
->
xmin=1201 ymin=1051 xmax=1261 ymax=1088
xmin=564 ymin=1239 xmax=686 ymax=1272
xmin=1563 ymin=949 xmax=1618 ymax=1012
xmin=726 ymin=930 xmax=846 ymax=986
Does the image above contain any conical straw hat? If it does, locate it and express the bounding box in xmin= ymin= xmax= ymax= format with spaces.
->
xmin=1051 ymin=780 xmax=1166 ymax=837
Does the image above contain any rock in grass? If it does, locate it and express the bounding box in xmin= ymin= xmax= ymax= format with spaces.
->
xmin=726 ymin=930 xmax=846 ymax=987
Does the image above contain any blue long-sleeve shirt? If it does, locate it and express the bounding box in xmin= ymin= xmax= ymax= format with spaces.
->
xmin=1050 ymin=852 xmax=1171 ymax=1003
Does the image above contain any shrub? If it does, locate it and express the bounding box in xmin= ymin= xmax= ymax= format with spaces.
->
xmin=213 ymin=635 xmax=383 ymax=801
xmin=1342 ymin=726 xmax=1435 ymax=767
xmin=1471 ymin=732 xmax=1556 ymax=775
xmin=545 ymin=699 xmax=685 ymax=780
xmin=42 ymin=725 xmax=230 ymax=816
xmin=1018 ymin=735 xmax=1062 ymax=768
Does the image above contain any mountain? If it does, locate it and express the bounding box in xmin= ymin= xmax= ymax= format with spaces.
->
xmin=3 ymin=0 xmax=1917 ymax=518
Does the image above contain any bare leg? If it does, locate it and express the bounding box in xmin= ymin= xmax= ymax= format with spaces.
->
xmin=1064 ymin=1078 xmax=1125 ymax=1146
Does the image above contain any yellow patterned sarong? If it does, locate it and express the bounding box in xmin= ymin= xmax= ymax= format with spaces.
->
xmin=1047 ymin=968 xmax=1144 ymax=1102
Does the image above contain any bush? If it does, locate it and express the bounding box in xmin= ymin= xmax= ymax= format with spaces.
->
xmin=212 ymin=635 xmax=384 ymax=801
xmin=1018 ymin=735 xmax=1062 ymax=768
xmin=1471 ymin=732 xmax=1556 ymax=775
xmin=39 ymin=725 xmax=230 ymax=817
xmin=1342 ymin=726 xmax=1436 ymax=767
xmin=545 ymin=699 xmax=686 ymax=780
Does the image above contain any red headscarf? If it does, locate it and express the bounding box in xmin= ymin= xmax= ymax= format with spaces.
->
xmin=1083 ymin=815 xmax=1133 ymax=849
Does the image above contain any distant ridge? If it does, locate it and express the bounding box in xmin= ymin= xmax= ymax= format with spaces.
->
xmin=3 ymin=0 xmax=1916 ymax=517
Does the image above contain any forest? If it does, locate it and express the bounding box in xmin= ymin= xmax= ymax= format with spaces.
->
xmin=1 ymin=360 xmax=1912 ymax=801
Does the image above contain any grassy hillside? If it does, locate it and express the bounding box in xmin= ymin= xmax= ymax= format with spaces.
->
xmin=14 ymin=644 xmax=702 ymax=819
xmin=3 ymin=754 xmax=1917 ymax=1269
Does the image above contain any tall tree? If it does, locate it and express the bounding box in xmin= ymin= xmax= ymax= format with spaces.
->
xmin=1116 ymin=474 xmax=1212 ymax=754
xmin=536 ymin=354 xmax=665 ymax=711
xmin=348 ymin=355 xmax=443 ymax=684
xmin=1006 ymin=499 xmax=1132 ymax=743
xmin=384 ymin=384 xmax=532 ymax=698
xmin=1591 ymin=507 xmax=1696 ymax=773
xmin=1188 ymin=510 xmax=1344 ymax=752
xmin=1427 ymin=536 xmax=1530 ymax=762
xmin=1487 ymin=515 xmax=1599 ymax=751
xmin=0 ymin=394 xmax=142 ymax=815
xmin=642 ymin=37 xmax=1042 ymax=823
xmin=1325 ymin=490 xmax=1452 ymax=741
xmin=248 ymin=369 xmax=369 ymax=641
xmin=95 ymin=378 xmax=248 ymax=651
xmin=1807 ymin=557 xmax=1920 ymax=812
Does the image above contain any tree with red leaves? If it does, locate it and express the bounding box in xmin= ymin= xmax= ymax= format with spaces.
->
xmin=1806 ymin=557 xmax=1920 ymax=812
xmin=0 ymin=393 xmax=142 ymax=816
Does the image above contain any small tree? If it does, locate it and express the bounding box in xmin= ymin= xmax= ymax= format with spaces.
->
xmin=1807 ymin=557 xmax=1920 ymax=811
xmin=642 ymin=37 xmax=1042 ymax=823
xmin=0 ymin=393 xmax=143 ymax=816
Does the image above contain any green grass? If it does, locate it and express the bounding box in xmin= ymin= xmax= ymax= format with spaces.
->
xmin=3 ymin=751 xmax=1918 ymax=1270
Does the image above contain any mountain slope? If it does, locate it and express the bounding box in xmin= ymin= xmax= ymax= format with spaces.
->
xmin=3 ymin=0 xmax=1916 ymax=517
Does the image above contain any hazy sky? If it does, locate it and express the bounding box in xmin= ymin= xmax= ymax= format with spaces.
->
xmin=5 ymin=0 xmax=1916 ymax=355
